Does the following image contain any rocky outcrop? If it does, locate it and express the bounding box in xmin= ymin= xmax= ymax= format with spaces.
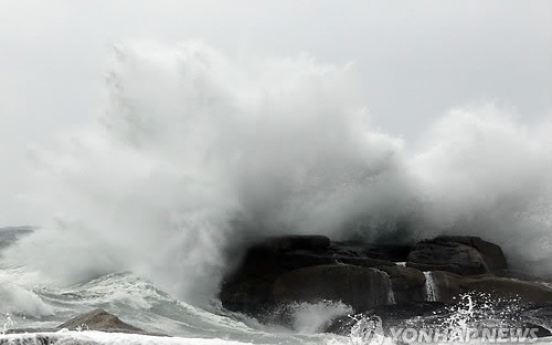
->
xmin=435 ymin=236 xmax=507 ymax=273
xmin=325 ymin=302 xmax=450 ymax=335
xmin=430 ymin=271 xmax=552 ymax=303
xmin=273 ymin=264 xmax=393 ymax=311
xmin=220 ymin=235 xmax=403 ymax=319
xmin=220 ymin=233 xmax=552 ymax=327
xmin=5 ymin=309 xmax=163 ymax=337
xmin=58 ymin=308 xmax=145 ymax=334
xmin=377 ymin=265 xmax=426 ymax=302
xmin=407 ymin=238 xmax=490 ymax=275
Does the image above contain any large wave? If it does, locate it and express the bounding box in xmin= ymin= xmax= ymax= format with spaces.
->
xmin=3 ymin=41 xmax=551 ymax=307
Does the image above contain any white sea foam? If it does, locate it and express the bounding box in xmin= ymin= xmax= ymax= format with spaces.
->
xmin=288 ymin=301 xmax=353 ymax=334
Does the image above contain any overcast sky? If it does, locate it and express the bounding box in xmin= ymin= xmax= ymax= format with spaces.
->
xmin=0 ymin=1 xmax=550 ymax=224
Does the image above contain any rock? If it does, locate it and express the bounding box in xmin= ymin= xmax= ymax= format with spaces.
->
xmin=220 ymin=235 xmax=397 ymax=317
xmin=273 ymin=264 xmax=394 ymax=312
xmin=324 ymin=302 xmax=552 ymax=338
xmin=222 ymin=236 xmax=335 ymax=292
xmin=522 ymin=302 xmax=552 ymax=332
xmin=436 ymin=236 xmax=507 ymax=273
xmin=58 ymin=308 xmax=145 ymax=334
xmin=329 ymin=241 xmax=412 ymax=262
xmin=219 ymin=275 xmax=278 ymax=318
xmin=377 ymin=265 xmax=427 ymax=302
xmin=324 ymin=302 xmax=449 ymax=335
xmin=430 ymin=271 xmax=552 ymax=303
xmin=220 ymin=233 xmax=522 ymax=326
xmin=0 ymin=335 xmax=59 ymax=345
xmin=251 ymin=235 xmax=331 ymax=254
xmin=4 ymin=309 xmax=163 ymax=343
xmin=407 ymin=238 xmax=490 ymax=275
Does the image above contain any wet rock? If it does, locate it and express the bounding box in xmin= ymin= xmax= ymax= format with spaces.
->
xmin=250 ymin=235 xmax=331 ymax=254
xmin=220 ymin=235 xmax=397 ymax=317
xmin=58 ymin=308 xmax=144 ymax=333
xmin=273 ymin=264 xmax=393 ymax=312
xmin=407 ymin=238 xmax=490 ymax=275
xmin=377 ymin=265 xmax=427 ymax=302
xmin=220 ymin=233 xmax=532 ymax=326
xmin=3 ymin=309 xmax=162 ymax=344
xmin=436 ymin=236 xmax=507 ymax=273
xmin=219 ymin=274 xmax=278 ymax=317
xmin=430 ymin=271 xmax=552 ymax=303
xmin=324 ymin=302 xmax=450 ymax=335
xmin=329 ymin=241 xmax=412 ymax=263
xmin=325 ymin=302 xmax=552 ymax=338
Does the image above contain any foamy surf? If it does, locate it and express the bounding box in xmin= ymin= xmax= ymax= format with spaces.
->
xmin=0 ymin=331 xmax=335 ymax=345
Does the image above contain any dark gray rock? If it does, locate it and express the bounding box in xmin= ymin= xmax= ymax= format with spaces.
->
xmin=436 ymin=236 xmax=507 ymax=273
xmin=430 ymin=271 xmax=552 ymax=303
xmin=273 ymin=264 xmax=394 ymax=312
xmin=220 ymin=233 xmax=543 ymax=329
xmin=325 ymin=302 xmax=449 ymax=335
xmin=407 ymin=238 xmax=490 ymax=275
xmin=324 ymin=302 xmax=552 ymax=338
xmin=220 ymin=235 xmax=398 ymax=318
xmin=250 ymin=235 xmax=331 ymax=254
xmin=377 ymin=265 xmax=427 ymax=302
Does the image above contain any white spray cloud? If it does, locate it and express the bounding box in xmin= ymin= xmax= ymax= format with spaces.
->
xmin=2 ymin=42 xmax=551 ymax=306
xmin=412 ymin=107 xmax=552 ymax=265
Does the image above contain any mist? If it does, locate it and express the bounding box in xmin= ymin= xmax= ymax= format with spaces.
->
xmin=1 ymin=42 xmax=550 ymax=307
xmin=1 ymin=1 xmax=551 ymax=225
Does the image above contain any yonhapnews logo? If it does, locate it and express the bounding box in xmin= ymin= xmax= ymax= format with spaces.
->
xmin=349 ymin=316 xmax=540 ymax=344
xmin=350 ymin=316 xmax=385 ymax=345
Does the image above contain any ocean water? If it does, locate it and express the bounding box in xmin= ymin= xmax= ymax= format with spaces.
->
xmin=0 ymin=41 xmax=551 ymax=344
xmin=0 ymin=243 xmax=347 ymax=344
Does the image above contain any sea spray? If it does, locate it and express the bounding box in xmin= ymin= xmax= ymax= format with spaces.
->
xmin=1 ymin=42 xmax=414 ymax=306
xmin=1 ymin=41 xmax=551 ymax=310
xmin=288 ymin=301 xmax=353 ymax=334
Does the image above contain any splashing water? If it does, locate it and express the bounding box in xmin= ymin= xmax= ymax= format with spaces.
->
xmin=349 ymin=293 xmax=533 ymax=345
xmin=288 ymin=301 xmax=353 ymax=334
xmin=423 ymin=272 xmax=438 ymax=302
xmin=2 ymin=314 xmax=14 ymax=335
xmin=380 ymin=271 xmax=395 ymax=305
xmin=349 ymin=315 xmax=386 ymax=345
xmin=0 ymin=41 xmax=550 ymax=310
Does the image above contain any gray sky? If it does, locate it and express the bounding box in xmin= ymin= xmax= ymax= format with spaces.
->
xmin=0 ymin=1 xmax=551 ymax=224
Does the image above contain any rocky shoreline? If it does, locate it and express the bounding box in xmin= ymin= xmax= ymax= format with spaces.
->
xmin=220 ymin=234 xmax=552 ymax=332
xmin=5 ymin=234 xmax=552 ymax=342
